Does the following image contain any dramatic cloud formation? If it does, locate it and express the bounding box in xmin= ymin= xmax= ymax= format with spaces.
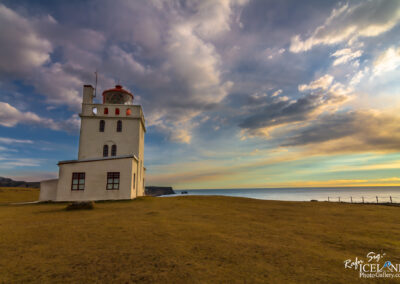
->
xmin=1 ymin=0 xmax=400 ymax=188
xmin=283 ymin=110 xmax=400 ymax=153
xmin=239 ymin=74 xmax=350 ymax=138
xmin=290 ymin=1 xmax=400 ymax=52
xmin=0 ymin=102 xmax=79 ymax=132
xmin=0 ymin=4 xmax=52 ymax=75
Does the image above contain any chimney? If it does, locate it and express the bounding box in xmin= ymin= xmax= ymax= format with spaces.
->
xmin=82 ymin=85 xmax=94 ymax=104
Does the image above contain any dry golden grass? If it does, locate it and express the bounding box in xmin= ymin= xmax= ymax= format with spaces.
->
xmin=0 ymin=188 xmax=399 ymax=283
xmin=0 ymin=187 xmax=39 ymax=203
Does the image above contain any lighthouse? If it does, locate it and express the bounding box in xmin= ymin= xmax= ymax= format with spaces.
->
xmin=39 ymin=84 xmax=146 ymax=201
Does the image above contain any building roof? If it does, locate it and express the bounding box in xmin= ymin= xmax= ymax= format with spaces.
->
xmin=58 ymin=154 xmax=138 ymax=165
xmin=102 ymin=85 xmax=133 ymax=98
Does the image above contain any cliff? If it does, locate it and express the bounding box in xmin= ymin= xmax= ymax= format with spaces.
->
xmin=145 ymin=186 xmax=175 ymax=196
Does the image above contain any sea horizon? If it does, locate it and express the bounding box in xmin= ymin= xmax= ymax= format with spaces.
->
xmin=175 ymin=185 xmax=400 ymax=190
xmin=171 ymin=186 xmax=400 ymax=202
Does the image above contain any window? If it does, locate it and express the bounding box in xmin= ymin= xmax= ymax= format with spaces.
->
xmin=103 ymin=145 xmax=108 ymax=157
xmin=117 ymin=120 xmax=122 ymax=132
xmin=99 ymin=120 xmax=105 ymax=132
xmin=71 ymin=173 xmax=85 ymax=190
xmin=133 ymin=173 xmax=136 ymax=189
xmin=92 ymin=107 xmax=97 ymax=115
xmin=115 ymin=108 xmax=120 ymax=115
xmin=126 ymin=108 xmax=131 ymax=115
xmin=107 ymin=172 xmax=120 ymax=190
xmin=111 ymin=144 xmax=117 ymax=156
xmin=104 ymin=108 xmax=108 ymax=115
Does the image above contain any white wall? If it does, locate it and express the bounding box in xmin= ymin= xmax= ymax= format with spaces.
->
xmin=56 ymin=157 xmax=137 ymax=201
xmin=78 ymin=115 xmax=143 ymax=159
xmin=39 ymin=179 xmax=58 ymax=201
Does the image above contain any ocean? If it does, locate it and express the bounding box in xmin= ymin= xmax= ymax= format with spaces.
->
xmin=171 ymin=187 xmax=400 ymax=202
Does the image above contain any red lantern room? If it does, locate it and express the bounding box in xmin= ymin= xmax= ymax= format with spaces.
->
xmin=102 ymin=85 xmax=134 ymax=104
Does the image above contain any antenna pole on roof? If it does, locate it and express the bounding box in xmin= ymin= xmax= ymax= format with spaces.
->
xmin=94 ymin=70 xmax=98 ymax=97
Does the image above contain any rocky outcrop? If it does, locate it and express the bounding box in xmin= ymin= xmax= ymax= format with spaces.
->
xmin=0 ymin=177 xmax=39 ymax=188
xmin=145 ymin=186 xmax=175 ymax=196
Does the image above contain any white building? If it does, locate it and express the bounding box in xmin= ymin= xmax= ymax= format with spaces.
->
xmin=40 ymin=84 xmax=146 ymax=201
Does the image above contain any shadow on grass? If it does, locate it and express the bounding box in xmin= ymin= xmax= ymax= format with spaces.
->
xmin=33 ymin=197 xmax=154 ymax=214
xmin=95 ymin=196 xmax=154 ymax=203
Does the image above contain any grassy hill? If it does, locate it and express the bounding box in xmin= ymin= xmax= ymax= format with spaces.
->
xmin=0 ymin=187 xmax=399 ymax=283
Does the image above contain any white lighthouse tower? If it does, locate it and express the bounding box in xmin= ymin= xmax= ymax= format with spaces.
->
xmin=39 ymin=84 xmax=146 ymax=201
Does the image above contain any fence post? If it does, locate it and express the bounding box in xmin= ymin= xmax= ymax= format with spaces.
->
xmin=339 ymin=197 xmax=341 ymax=202
xmin=390 ymin=196 xmax=392 ymax=203
xmin=362 ymin=196 xmax=364 ymax=203
xmin=350 ymin=196 xmax=352 ymax=203
xmin=328 ymin=196 xmax=330 ymax=202
xmin=376 ymin=196 xmax=378 ymax=204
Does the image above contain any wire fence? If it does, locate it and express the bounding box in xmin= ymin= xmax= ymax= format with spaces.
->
xmin=326 ymin=195 xmax=400 ymax=204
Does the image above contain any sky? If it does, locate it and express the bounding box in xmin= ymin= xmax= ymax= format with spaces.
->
xmin=1 ymin=0 xmax=400 ymax=189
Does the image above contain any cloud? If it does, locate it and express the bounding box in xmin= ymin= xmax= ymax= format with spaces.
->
xmin=164 ymin=23 xmax=232 ymax=105
xmin=349 ymin=67 xmax=370 ymax=86
xmin=30 ymin=64 xmax=84 ymax=110
xmin=0 ymin=4 xmax=52 ymax=75
xmin=0 ymin=102 xmax=79 ymax=132
xmin=330 ymin=160 xmax=400 ymax=172
xmin=298 ymin=74 xmax=334 ymax=92
xmin=0 ymin=1 xmax=246 ymax=142
xmin=23 ymin=0 xmax=244 ymax=143
xmin=99 ymin=0 xmax=242 ymax=143
xmin=239 ymin=87 xmax=349 ymax=138
xmin=290 ymin=1 xmax=400 ymax=53
xmin=271 ymin=89 xmax=283 ymax=97
xmin=0 ymin=3 xmax=107 ymax=111
xmin=262 ymin=177 xmax=400 ymax=188
xmin=152 ymin=120 xmax=195 ymax=144
xmin=331 ymin=48 xmax=363 ymax=66
xmin=0 ymin=137 xmax=33 ymax=144
xmin=373 ymin=46 xmax=400 ymax=75
xmin=105 ymin=45 xmax=149 ymax=78
xmin=282 ymin=110 xmax=400 ymax=153
xmin=264 ymin=47 xmax=285 ymax=60
xmin=185 ymin=0 xmax=249 ymax=40
xmin=0 ymin=102 xmax=56 ymax=128
xmin=0 ymin=157 xmax=41 ymax=169
xmin=170 ymin=128 xmax=192 ymax=144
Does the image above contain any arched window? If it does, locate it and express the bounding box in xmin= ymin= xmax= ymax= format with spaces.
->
xmin=92 ymin=107 xmax=97 ymax=115
xmin=103 ymin=145 xmax=108 ymax=157
xmin=115 ymin=108 xmax=120 ymax=115
xmin=111 ymin=144 xmax=117 ymax=156
xmin=99 ymin=120 xmax=105 ymax=132
xmin=117 ymin=120 xmax=122 ymax=132
xmin=104 ymin=108 xmax=108 ymax=115
xmin=126 ymin=108 xmax=131 ymax=115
